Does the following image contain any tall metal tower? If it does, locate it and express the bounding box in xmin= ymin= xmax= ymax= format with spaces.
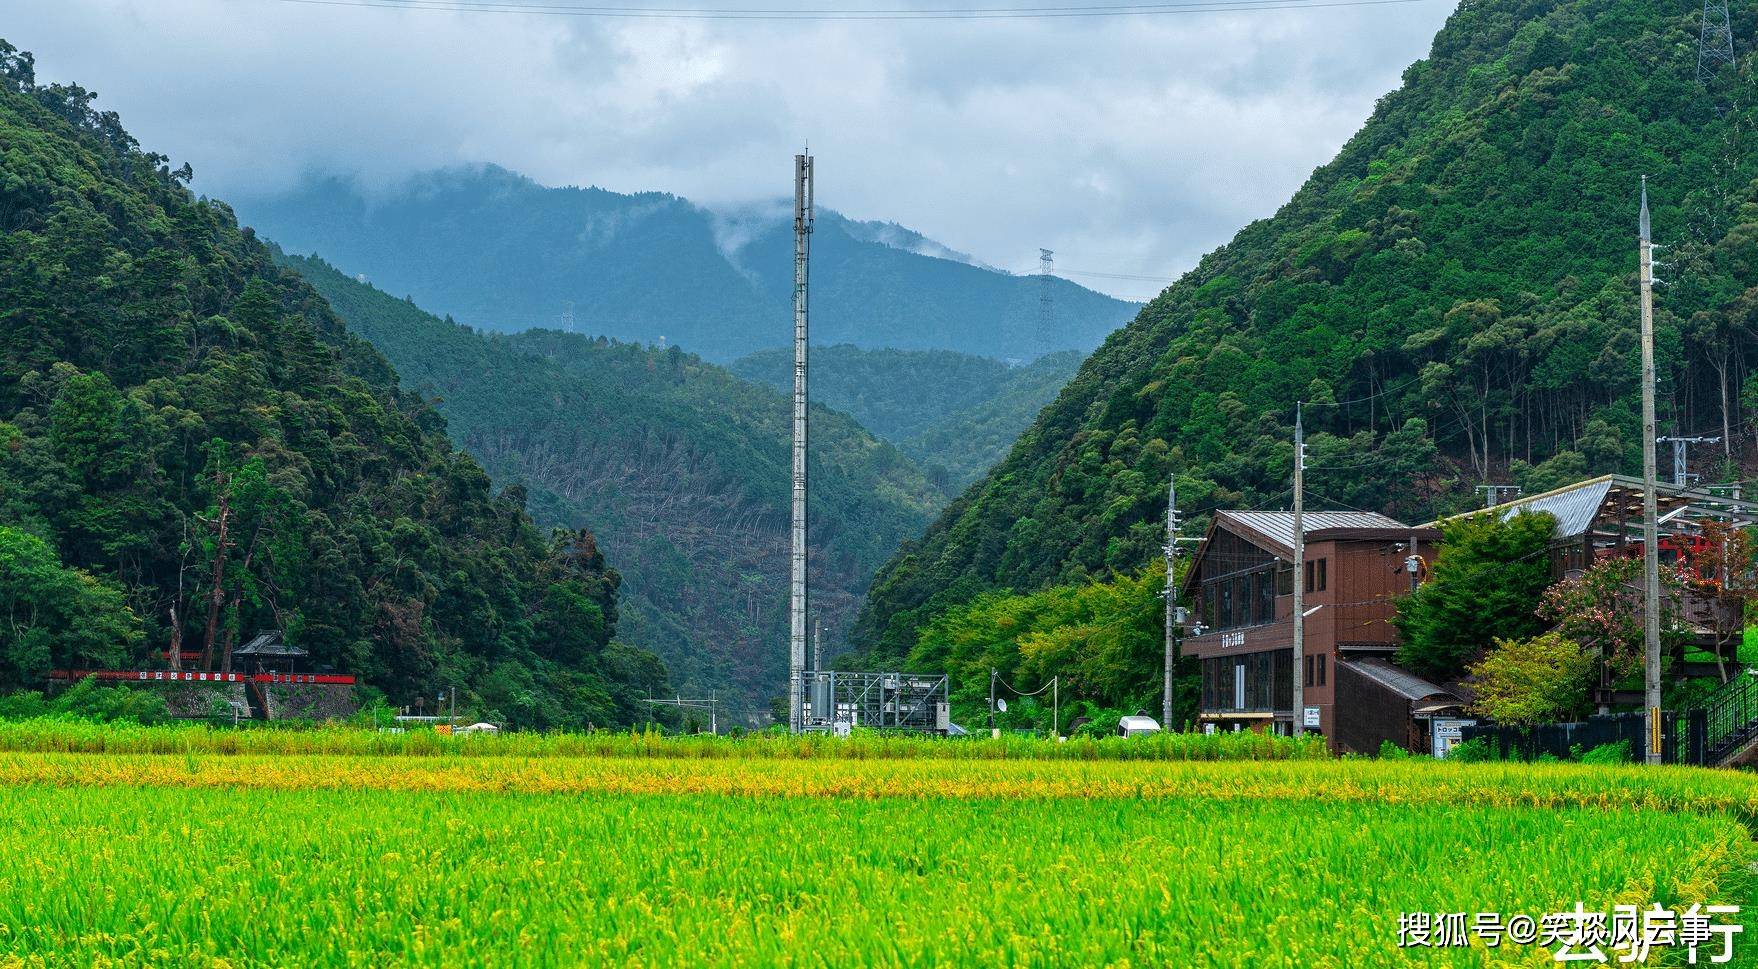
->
xmin=560 ymin=301 xmax=575 ymax=334
xmin=788 ymin=152 xmax=814 ymax=734
xmin=1700 ymin=0 xmax=1737 ymax=86
xmin=1037 ymin=248 xmax=1055 ymax=358
xmin=1638 ymin=177 xmax=1663 ymax=765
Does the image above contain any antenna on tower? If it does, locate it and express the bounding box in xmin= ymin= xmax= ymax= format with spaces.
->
xmin=1699 ymin=0 xmax=1737 ymax=87
xmin=788 ymin=150 xmax=814 ymax=734
xmin=1037 ymin=248 xmax=1055 ymax=359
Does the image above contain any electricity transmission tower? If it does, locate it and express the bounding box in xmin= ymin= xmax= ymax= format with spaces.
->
xmin=560 ymin=301 xmax=575 ymax=334
xmin=1037 ymin=248 xmax=1054 ymax=358
xmin=1700 ymin=0 xmax=1737 ymax=87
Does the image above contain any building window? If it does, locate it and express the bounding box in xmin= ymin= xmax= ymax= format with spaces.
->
xmin=1317 ymin=654 xmax=1326 ymax=687
xmin=1304 ymin=655 xmax=1313 ymax=687
xmin=1304 ymin=558 xmax=1327 ymax=593
xmin=1277 ymin=565 xmax=1294 ymax=596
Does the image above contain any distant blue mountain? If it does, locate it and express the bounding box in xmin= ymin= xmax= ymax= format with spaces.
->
xmin=234 ymin=165 xmax=1138 ymax=361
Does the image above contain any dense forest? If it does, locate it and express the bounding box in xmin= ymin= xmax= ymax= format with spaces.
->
xmin=0 ymin=41 xmax=670 ymax=728
xmin=286 ymin=255 xmax=945 ymax=721
xmin=728 ymin=346 xmax=1083 ymax=488
xmin=234 ymin=165 xmax=1136 ymax=361
xmin=856 ymin=0 xmax=1758 ymax=672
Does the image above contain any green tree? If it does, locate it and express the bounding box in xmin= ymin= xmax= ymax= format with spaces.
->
xmin=1466 ymin=632 xmax=1597 ymax=726
xmin=1394 ymin=512 xmax=1556 ymax=681
xmin=0 ymin=525 xmax=139 ymax=683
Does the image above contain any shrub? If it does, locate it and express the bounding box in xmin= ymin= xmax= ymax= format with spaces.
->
xmin=1579 ymin=740 xmax=1631 ymax=765
xmin=1466 ymin=632 xmax=1597 ymax=726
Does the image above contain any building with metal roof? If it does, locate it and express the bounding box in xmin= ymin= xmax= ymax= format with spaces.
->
xmin=1180 ymin=508 xmax=1442 ymax=752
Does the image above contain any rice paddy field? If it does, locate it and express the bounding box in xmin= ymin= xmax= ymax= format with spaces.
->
xmin=0 ymin=724 xmax=1755 ymax=967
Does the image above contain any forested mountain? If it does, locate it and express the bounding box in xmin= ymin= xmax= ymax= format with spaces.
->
xmin=727 ymin=346 xmax=1084 ymax=488
xmin=233 ymin=166 xmax=1136 ymax=362
xmin=855 ymin=0 xmax=1758 ymax=666
xmin=286 ymin=254 xmax=945 ymax=721
xmin=0 ymin=41 xmax=670 ymax=728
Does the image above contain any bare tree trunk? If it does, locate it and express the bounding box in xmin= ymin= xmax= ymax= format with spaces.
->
xmin=199 ymin=492 xmax=231 ymax=670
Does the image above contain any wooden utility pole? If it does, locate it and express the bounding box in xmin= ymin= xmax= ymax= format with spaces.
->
xmin=1291 ymin=404 xmax=1306 ymax=736
xmin=1162 ymin=472 xmax=1179 ymax=730
xmin=1639 ymin=176 xmax=1663 ymax=765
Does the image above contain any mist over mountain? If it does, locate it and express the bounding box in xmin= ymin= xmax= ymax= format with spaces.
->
xmin=233 ymin=165 xmax=1137 ymax=362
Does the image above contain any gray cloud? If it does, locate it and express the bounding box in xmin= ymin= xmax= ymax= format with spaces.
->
xmin=8 ymin=0 xmax=1457 ymax=300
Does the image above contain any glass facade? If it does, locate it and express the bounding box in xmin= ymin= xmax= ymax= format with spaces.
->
xmin=1200 ymin=649 xmax=1293 ymax=713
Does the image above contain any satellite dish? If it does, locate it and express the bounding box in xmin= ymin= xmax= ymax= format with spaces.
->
xmin=996 ymin=698 xmax=1009 ymax=713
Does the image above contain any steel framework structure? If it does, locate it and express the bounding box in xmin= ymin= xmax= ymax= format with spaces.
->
xmin=796 ymin=670 xmax=950 ymax=734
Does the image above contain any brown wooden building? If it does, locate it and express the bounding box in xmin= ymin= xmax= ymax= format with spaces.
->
xmin=1179 ymin=510 xmax=1453 ymax=748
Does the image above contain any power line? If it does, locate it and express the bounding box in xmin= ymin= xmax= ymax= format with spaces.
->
xmin=262 ymin=0 xmax=1442 ymax=20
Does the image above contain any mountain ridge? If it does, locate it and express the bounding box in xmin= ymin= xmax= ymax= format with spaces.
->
xmin=234 ymin=164 xmax=1138 ymax=362
xmin=853 ymin=0 xmax=1758 ymax=664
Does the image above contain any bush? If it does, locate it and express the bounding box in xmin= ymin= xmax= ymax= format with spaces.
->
xmin=1446 ymin=737 xmax=1492 ymax=762
xmin=0 ymin=678 xmax=168 ymax=725
xmin=1579 ymin=740 xmax=1631 ymax=765
xmin=1466 ymin=632 xmax=1597 ymax=726
xmin=1378 ymin=740 xmax=1411 ymax=760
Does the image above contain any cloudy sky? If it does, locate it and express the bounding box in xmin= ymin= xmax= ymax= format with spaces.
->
xmin=9 ymin=0 xmax=1457 ymax=300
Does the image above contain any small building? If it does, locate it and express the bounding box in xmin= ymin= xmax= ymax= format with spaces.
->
xmin=1447 ymin=474 xmax=1758 ymax=579
xmin=1180 ymin=510 xmax=1448 ymax=748
xmin=1447 ymin=475 xmax=1758 ymax=705
xmin=1333 ymin=656 xmax=1465 ymax=755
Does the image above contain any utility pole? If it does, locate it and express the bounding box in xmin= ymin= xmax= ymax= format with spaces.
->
xmin=1291 ymin=404 xmax=1306 ymax=737
xmin=1699 ymin=0 xmax=1737 ymax=87
xmin=1037 ymin=248 xmax=1055 ymax=358
xmin=788 ymin=151 xmax=814 ymax=734
xmin=989 ymin=669 xmax=999 ymax=739
xmin=1162 ymin=472 xmax=1180 ymax=730
xmin=1657 ymin=434 xmax=1722 ymax=486
xmin=1475 ymin=484 xmax=1520 ymax=509
xmin=1639 ymin=177 xmax=1664 ymax=766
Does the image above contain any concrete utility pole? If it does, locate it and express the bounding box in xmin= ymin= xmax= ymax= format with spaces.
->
xmin=1291 ymin=404 xmax=1306 ymax=736
xmin=1162 ymin=473 xmax=1180 ymax=730
xmin=788 ymin=152 xmax=814 ymax=734
xmin=1639 ymin=177 xmax=1664 ymax=765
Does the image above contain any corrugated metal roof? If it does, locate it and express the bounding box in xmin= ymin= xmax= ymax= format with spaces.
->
xmin=1343 ymin=657 xmax=1455 ymax=703
xmin=1492 ymin=476 xmax=1614 ymax=539
xmin=1217 ymin=510 xmax=1407 ymax=558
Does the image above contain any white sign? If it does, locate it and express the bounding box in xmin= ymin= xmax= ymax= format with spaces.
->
xmin=1431 ymin=718 xmax=1474 ymax=758
xmin=1303 ymin=706 xmax=1321 ymax=728
xmin=1220 ymin=630 xmax=1246 ymax=649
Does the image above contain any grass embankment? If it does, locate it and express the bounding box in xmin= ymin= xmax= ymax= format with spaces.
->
xmin=0 ymin=724 xmax=1753 ymax=967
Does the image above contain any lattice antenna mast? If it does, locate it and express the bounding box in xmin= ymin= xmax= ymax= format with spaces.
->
xmin=1638 ymin=177 xmax=1663 ymax=765
xmin=1700 ymin=0 xmax=1737 ymax=86
xmin=560 ymin=301 xmax=575 ymax=334
xmin=788 ymin=152 xmax=814 ymax=734
xmin=1037 ymin=248 xmax=1055 ymax=358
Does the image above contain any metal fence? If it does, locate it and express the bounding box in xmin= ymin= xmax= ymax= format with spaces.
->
xmin=1459 ymin=710 xmax=1705 ymax=765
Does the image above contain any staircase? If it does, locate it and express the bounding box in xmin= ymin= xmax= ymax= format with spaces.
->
xmin=1686 ymin=672 xmax=1758 ymax=767
xmin=244 ymin=679 xmax=270 ymax=721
